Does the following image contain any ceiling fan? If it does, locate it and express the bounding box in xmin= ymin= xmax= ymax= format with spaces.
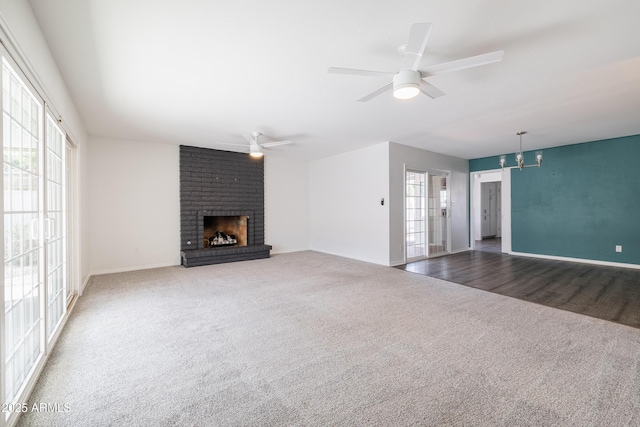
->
xmin=214 ymin=132 xmax=293 ymax=157
xmin=328 ymin=23 xmax=504 ymax=102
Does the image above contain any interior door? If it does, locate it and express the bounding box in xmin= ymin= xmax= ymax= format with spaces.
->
xmin=427 ymin=173 xmax=449 ymax=257
xmin=406 ymin=169 xmax=450 ymax=261
xmin=405 ymin=170 xmax=426 ymax=260
xmin=481 ymin=182 xmax=499 ymax=238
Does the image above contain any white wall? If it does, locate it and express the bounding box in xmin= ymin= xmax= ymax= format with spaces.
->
xmin=88 ymin=142 xmax=311 ymax=273
xmin=265 ymin=156 xmax=310 ymax=253
xmin=389 ymin=142 xmax=469 ymax=266
xmin=87 ymin=139 xmax=465 ymax=270
xmin=88 ymin=137 xmax=180 ymax=274
xmin=309 ymin=142 xmax=390 ymax=265
xmin=0 ymin=3 xmax=86 ymax=143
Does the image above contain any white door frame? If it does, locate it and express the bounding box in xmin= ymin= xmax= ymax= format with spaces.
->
xmin=470 ymin=168 xmax=512 ymax=253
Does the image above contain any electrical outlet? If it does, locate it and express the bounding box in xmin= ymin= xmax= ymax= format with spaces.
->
xmin=399 ymin=244 xmax=403 ymax=252
xmin=615 ymin=245 xmax=622 ymax=253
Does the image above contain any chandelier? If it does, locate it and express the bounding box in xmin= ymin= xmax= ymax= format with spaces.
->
xmin=499 ymin=131 xmax=542 ymax=170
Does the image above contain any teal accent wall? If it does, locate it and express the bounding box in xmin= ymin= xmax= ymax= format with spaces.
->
xmin=470 ymin=134 xmax=640 ymax=265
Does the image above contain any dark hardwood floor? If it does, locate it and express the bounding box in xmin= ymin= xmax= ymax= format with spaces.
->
xmin=398 ymin=238 xmax=640 ymax=329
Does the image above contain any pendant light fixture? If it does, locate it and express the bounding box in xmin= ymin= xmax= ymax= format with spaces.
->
xmin=499 ymin=131 xmax=542 ymax=170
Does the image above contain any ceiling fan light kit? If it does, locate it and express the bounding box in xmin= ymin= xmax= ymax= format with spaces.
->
xmin=393 ymin=70 xmax=421 ymax=99
xmin=249 ymin=145 xmax=264 ymax=158
xmin=499 ymin=131 xmax=543 ymax=170
xmin=328 ymin=22 xmax=504 ymax=102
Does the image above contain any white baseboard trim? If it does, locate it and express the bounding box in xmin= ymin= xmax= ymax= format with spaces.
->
xmin=451 ymin=247 xmax=472 ymax=254
xmin=311 ymin=249 xmax=389 ymax=266
xmin=388 ymin=247 xmax=471 ymax=267
xmin=271 ymin=248 xmax=311 ymax=255
xmin=510 ymin=251 xmax=640 ymax=270
xmin=90 ymin=262 xmax=180 ymax=277
xmin=80 ymin=274 xmax=91 ymax=295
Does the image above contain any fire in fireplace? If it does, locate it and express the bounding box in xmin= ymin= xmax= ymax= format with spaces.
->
xmin=203 ymin=215 xmax=248 ymax=248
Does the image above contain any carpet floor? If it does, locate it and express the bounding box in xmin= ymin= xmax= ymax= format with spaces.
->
xmin=16 ymin=251 xmax=640 ymax=426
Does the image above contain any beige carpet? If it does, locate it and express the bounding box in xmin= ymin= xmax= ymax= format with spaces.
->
xmin=16 ymin=251 xmax=640 ymax=426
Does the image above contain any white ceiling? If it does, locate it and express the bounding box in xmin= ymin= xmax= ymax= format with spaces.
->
xmin=28 ymin=0 xmax=640 ymax=161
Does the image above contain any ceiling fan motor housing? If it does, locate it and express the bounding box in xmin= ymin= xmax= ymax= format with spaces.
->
xmin=393 ymin=70 xmax=421 ymax=99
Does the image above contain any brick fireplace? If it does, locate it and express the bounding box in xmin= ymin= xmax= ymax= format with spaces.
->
xmin=179 ymin=145 xmax=272 ymax=267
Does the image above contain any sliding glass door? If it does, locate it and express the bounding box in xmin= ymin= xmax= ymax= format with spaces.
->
xmin=405 ymin=169 xmax=450 ymax=261
xmin=2 ymin=54 xmax=69 ymax=416
xmin=2 ymin=56 xmax=45 ymax=406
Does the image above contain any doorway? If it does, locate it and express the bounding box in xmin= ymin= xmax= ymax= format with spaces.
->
xmin=471 ymin=169 xmax=511 ymax=254
xmin=405 ymin=169 xmax=450 ymax=261
xmin=480 ymin=182 xmax=501 ymax=239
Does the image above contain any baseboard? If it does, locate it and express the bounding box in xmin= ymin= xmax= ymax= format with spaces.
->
xmin=271 ymin=248 xmax=311 ymax=255
xmin=90 ymin=262 xmax=180 ymax=277
xmin=80 ymin=274 xmax=91 ymax=295
xmin=451 ymin=247 xmax=472 ymax=254
xmin=510 ymin=251 xmax=640 ymax=270
xmin=312 ymin=249 xmax=389 ymax=266
xmin=389 ymin=247 xmax=471 ymax=267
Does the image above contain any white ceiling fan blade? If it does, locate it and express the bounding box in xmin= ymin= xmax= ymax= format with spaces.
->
xmin=261 ymin=140 xmax=292 ymax=148
xmin=357 ymin=82 xmax=393 ymax=102
xmin=328 ymin=67 xmax=395 ymax=78
xmin=420 ymin=50 xmax=504 ymax=76
xmin=212 ymin=142 xmax=251 ymax=147
xmin=241 ymin=133 xmax=256 ymax=144
xmin=400 ymin=23 xmax=433 ymax=71
xmin=420 ymin=80 xmax=445 ymax=99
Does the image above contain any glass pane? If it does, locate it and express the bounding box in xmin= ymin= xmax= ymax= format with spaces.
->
xmin=3 ymin=57 xmax=44 ymax=406
xmin=428 ymin=174 xmax=448 ymax=256
xmin=406 ymin=171 xmax=426 ymax=260
xmin=45 ymin=113 xmax=67 ymax=340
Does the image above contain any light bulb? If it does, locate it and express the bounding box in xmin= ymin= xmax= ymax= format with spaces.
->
xmin=393 ymin=85 xmax=420 ymax=100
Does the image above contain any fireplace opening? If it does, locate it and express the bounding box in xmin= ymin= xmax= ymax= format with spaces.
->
xmin=203 ymin=215 xmax=248 ymax=248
